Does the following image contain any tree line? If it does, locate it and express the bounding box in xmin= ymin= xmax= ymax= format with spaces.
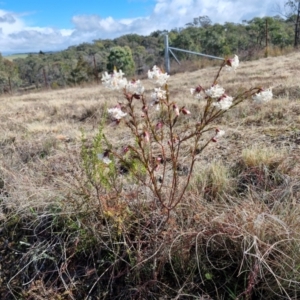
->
xmin=0 ymin=15 xmax=297 ymax=94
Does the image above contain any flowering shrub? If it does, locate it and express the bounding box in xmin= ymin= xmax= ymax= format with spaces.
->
xmin=252 ymin=88 xmax=273 ymax=104
xmin=98 ymin=56 xmax=273 ymax=219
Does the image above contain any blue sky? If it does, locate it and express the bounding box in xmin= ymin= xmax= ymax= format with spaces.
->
xmin=0 ymin=0 xmax=286 ymax=54
xmin=2 ymin=0 xmax=154 ymax=28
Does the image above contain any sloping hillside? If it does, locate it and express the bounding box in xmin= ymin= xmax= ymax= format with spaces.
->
xmin=0 ymin=52 xmax=300 ymax=299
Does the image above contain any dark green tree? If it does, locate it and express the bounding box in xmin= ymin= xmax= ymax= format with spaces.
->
xmin=68 ymin=55 xmax=90 ymax=85
xmin=107 ymin=46 xmax=135 ymax=76
xmin=284 ymin=0 xmax=300 ymax=47
xmin=0 ymin=55 xmax=20 ymax=93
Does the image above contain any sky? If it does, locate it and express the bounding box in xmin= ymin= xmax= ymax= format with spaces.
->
xmin=0 ymin=0 xmax=287 ymax=54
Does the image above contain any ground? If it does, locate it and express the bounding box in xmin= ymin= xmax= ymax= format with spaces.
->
xmin=1 ymin=52 xmax=300 ymax=299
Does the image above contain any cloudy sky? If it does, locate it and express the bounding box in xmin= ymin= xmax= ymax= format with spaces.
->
xmin=0 ymin=0 xmax=286 ymax=54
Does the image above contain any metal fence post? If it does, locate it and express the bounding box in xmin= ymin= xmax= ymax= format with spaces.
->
xmin=164 ymin=34 xmax=170 ymax=74
xmin=164 ymin=34 xmax=224 ymax=73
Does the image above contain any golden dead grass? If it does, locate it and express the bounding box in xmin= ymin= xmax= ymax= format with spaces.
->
xmin=1 ymin=51 xmax=300 ymax=142
xmin=1 ymin=51 xmax=300 ymax=299
xmin=0 ymin=52 xmax=298 ymax=216
xmin=1 ymin=51 xmax=300 ymax=204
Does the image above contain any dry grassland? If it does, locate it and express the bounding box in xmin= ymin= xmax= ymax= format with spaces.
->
xmin=1 ymin=52 xmax=300 ymax=299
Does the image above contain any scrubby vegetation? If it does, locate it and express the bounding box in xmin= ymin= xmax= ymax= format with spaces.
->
xmin=0 ymin=14 xmax=299 ymax=94
xmin=1 ymin=43 xmax=300 ymax=300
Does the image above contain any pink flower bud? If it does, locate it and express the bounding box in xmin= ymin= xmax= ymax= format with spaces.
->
xmin=195 ymin=85 xmax=203 ymax=93
xmin=212 ymin=128 xmax=225 ymax=142
xmin=123 ymin=146 xmax=129 ymax=154
xmin=172 ymin=104 xmax=180 ymax=116
xmin=181 ymin=106 xmax=191 ymax=115
xmin=218 ymin=94 xmax=226 ymax=101
xmin=225 ymin=55 xmax=239 ymax=70
xmin=142 ymin=131 xmax=150 ymax=143
xmin=155 ymin=121 xmax=164 ymax=130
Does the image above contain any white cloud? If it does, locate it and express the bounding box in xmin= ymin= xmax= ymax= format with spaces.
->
xmin=0 ymin=9 xmax=25 ymax=35
xmin=1 ymin=0 xmax=281 ymax=54
xmin=0 ymin=12 xmax=15 ymax=23
xmin=60 ymin=29 xmax=74 ymax=37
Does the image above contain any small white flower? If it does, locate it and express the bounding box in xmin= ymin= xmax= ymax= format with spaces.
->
xmin=115 ymin=69 xmax=125 ymax=78
xmin=212 ymin=95 xmax=233 ymax=110
xmin=126 ymin=79 xmax=145 ymax=95
xmin=225 ymin=55 xmax=239 ymax=71
xmin=148 ymin=65 xmax=160 ymax=79
xmin=150 ymin=87 xmax=166 ymax=110
xmin=97 ymin=153 xmax=112 ymax=165
xmin=101 ymin=69 xmax=128 ymax=90
xmin=156 ymin=73 xmax=169 ymax=86
xmin=151 ymin=87 xmax=167 ymax=101
xmin=107 ymin=107 xmax=127 ymax=120
xmin=252 ymin=88 xmax=273 ymax=104
xmin=101 ymin=71 xmax=111 ymax=82
xmin=205 ymin=84 xmax=225 ymax=99
xmin=212 ymin=128 xmax=225 ymax=142
xmin=215 ymin=129 xmax=225 ymax=138
xmin=116 ymin=78 xmax=128 ymax=89
xmin=148 ymin=65 xmax=169 ymax=86
xmin=190 ymin=86 xmax=204 ymax=100
xmin=150 ymin=98 xmax=160 ymax=110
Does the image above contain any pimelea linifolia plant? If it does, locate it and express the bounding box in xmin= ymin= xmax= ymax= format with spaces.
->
xmin=99 ymin=55 xmax=273 ymax=221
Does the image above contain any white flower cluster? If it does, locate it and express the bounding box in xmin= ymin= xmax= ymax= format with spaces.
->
xmin=101 ymin=70 xmax=127 ymax=90
xmin=190 ymin=84 xmax=232 ymax=110
xmin=212 ymin=95 xmax=233 ymax=110
xmin=226 ymin=54 xmax=239 ymax=71
xmin=150 ymin=87 xmax=167 ymax=110
xmin=190 ymin=55 xmax=239 ymax=101
xmin=107 ymin=107 xmax=127 ymax=120
xmin=148 ymin=65 xmax=169 ymax=86
xmin=151 ymin=87 xmax=167 ymax=100
xmin=101 ymin=70 xmax=146 ymax=95
xmin=126 ymin=79 xmax=145 ymax=95
xmin=252 ymin=88 xmax=273 ymax=104
xmin=190 ymin=87 xmax=203 ymax=100
xmin=205 ymin=84 xmax=225 ymax=99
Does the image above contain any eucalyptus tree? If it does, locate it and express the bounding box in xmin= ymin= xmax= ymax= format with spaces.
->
xmin=282 ymin=0 xmax=300 ymax=47
xmin=107 ymin=46 xmax=135 ymax=76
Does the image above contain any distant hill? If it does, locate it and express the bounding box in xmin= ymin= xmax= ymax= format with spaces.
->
xmin=4 ymin=53 xmax=30 ymax=61
xmin=4 ymin=51 xmax=58 ymax=61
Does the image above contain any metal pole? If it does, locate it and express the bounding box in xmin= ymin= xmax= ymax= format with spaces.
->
xmin=164 ymin=34 xmax=170 ymax=74
xmin=265 ymin=18 xmax=268 ymax=57
xmin=168 ymin=47 xmax=224 ymax=60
